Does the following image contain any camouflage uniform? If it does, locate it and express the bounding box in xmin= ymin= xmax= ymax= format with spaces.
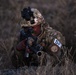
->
xmin=38 ymin=23 xmax=65 ymax=57
xmin=15 ymin=8 xmax=65 ymax=67
xmin=19 ymin=8 xmax=65 ymax=53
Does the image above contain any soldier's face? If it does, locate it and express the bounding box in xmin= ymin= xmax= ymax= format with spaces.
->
xmin=24 ymin=25 xmax=42 ymax=36
xmin=32 ymin=25 xmax=41 ymax=36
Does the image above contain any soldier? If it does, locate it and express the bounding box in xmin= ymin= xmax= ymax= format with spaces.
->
xmin=16 ymin=7 xmax=44 ymax=56
xmin=15 ymin=7 xmax=65 ymax=67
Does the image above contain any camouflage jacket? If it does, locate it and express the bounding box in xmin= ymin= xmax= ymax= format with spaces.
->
xmin=38 ymin=23 xmax=65 ymax=53
xmin=19 ymin=8 xmax=65 ymax=54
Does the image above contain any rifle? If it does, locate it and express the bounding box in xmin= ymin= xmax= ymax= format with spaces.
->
xmin=26 ymin=37 xmax=43 ymax=55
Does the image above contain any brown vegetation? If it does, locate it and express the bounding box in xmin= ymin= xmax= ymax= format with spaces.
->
xmin=0 ymin=0 xmax=76 ymax=75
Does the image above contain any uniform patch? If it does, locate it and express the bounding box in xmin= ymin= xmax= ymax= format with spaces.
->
xmin=54 ymin=39 xmax=62 ymax=48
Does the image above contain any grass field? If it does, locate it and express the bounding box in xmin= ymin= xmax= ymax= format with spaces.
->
xmin=0 ymin=0 xmax=76 ymax=75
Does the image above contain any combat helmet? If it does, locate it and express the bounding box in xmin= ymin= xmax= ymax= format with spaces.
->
xmin=20 ymin=7 xmax=45 ymax=27
xmin=20 ymin=7 xmax=45 ymax=36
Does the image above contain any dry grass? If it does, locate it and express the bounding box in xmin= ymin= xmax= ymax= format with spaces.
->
xmin=0 ymin=46 xmax=76 ymax=75
xmin=0 ymin=0 xmax=76 ymax=75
